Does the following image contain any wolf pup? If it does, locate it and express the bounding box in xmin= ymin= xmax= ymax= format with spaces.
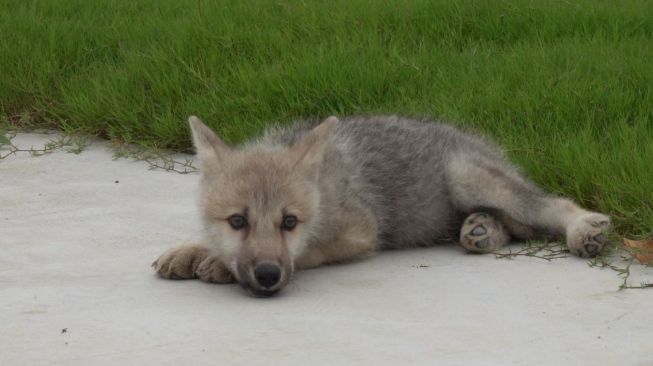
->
xmin=153 ymin=115 xmax=610 ymax=297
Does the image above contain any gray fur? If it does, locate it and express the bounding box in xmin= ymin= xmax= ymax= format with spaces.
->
xmin=261 ymin=116 xmax=550 ymax=248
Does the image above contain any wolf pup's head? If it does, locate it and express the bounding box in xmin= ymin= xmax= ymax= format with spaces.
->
xmin=189 ymin=116 xmax=337 ymax=297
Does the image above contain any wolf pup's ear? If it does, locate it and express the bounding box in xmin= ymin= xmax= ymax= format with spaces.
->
xmin=188 ymin=116 xmax=229 ymax=173
xmin=292 ymin=116 xmax=338 ymax=179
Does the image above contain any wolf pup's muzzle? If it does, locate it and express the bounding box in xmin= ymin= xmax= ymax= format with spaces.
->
xmin=237 ymin=262 xmax=288 ymax=297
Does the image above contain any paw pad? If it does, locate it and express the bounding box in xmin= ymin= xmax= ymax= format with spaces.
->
xmin=471 ymin=225 xmax=486 ymax=236
xmin=475 ymin=238 xmax=490 ymax=249
xmin=593 ymin=234 xmax=605 ymax=243
xmin=584 ymin=243 xmax=599 ymax=255
xmin=591 ymin=220 xmax=609 ymax=228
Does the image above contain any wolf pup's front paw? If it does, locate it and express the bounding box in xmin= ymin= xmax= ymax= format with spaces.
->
xmin=195 ymin=256 xmax=234 ymax=283
xmin=566 ymin=213 xmax=610 ymax=258
xmin=152 ymin=245 xmax=233 ymax=283
xmin=152 ymin=245 xmax=210 ymax=280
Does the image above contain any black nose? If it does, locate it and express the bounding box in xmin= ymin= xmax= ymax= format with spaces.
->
xmin=254 ymin=263 xmax=281 ymax=288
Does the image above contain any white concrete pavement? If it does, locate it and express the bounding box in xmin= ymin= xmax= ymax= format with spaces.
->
xmin=1 ymin=133 xmax=651 ymax=366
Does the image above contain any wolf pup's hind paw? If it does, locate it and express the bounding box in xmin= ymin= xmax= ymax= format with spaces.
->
xmin=566 ymin=213 xmax=610 ymax=258
xmin=459 ymin=212 xmax=510 ymax=253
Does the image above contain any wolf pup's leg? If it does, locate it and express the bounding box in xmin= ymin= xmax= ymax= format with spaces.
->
xmin=152 ymin=244 xmax=233 ymax=283
xmin=459 ymin=212 xmax=510 ymax=253
xmin=447 ymin=155 xmax=610 ymax=258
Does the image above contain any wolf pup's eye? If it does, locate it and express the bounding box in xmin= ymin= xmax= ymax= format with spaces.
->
xmin=281 ymin=215 xmax=298 ymax=231
xmin=228 ymin=214 xmax=248 ymax=230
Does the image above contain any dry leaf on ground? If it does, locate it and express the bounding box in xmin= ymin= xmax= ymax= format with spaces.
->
xmin=623 ymin=238 xmax=653 ymax=264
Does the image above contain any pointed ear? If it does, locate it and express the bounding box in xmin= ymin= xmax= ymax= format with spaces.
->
xmin=188 ymin=116 xmax=229 ymax=173
xmin=291 ymin=116 xmax=338 ymax=178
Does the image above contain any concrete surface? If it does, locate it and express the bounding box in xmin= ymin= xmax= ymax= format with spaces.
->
xmin=1 ymin=133 xmax=652 ymax=366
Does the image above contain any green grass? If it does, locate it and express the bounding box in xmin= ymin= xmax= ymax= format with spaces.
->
xmin=1 ymin=0 xmax=652 ymax=236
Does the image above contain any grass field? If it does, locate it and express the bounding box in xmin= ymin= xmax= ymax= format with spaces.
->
xmin=1 ymin=0 xmax=652 ymax=237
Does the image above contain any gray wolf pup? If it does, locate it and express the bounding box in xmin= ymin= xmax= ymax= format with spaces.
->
xmin=153 ymin=115 xmax=610 ymax=297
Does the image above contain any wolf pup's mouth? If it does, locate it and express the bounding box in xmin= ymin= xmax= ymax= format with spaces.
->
xmin=250 ymin=288 xmax=280 ymax=298
xmin=239 ymin=282 xmax=280 ymax=298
